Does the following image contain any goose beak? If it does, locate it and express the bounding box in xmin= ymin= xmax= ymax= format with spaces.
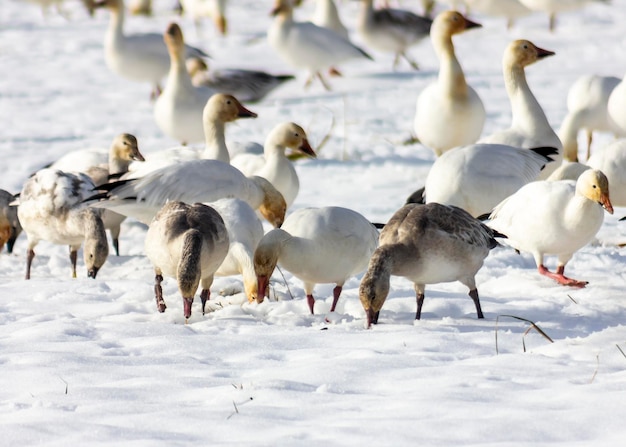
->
xmin=600 ymin=193 xmax=614 ymax=214
xmin=87 ymin=266 xmax=100 ymax=279
xmin=237 ymin=103 xmax=258 ymax=119
xmin=183 ymin=297 xmax=193 ymax=319
xmin=464 ymin=18 xmax=482 ymax=30
xmin=257 ymin=275 xmax=269 ymax=302
xmin=299 ymin=139 xmax=317 ymax=158
xmin=536 ymin=47 xmax=555 ymax=59
xmin=133 ymin=152 xmax=146 ymax=162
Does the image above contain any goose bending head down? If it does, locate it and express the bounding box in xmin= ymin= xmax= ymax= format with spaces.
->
xmin=488 ymin=169 xmax=613 ymax=288
xmin=145 ymin=201 xmax=230 ymax=319
xmin=17 ymin=169 xmax=109 ymax=280
xmin=413 ymin=11 xmax=485 ymax=156
xmin=359 ymin=203 xmax=500 ymax=328
xmin=254 ymin=206 xmax=379 ymax=314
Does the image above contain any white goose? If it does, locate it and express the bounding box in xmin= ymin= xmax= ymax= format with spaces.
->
xmin=423 ymin=144 xmax=558 ymax=217
xmin=179 ymin=0 xmax=228 ymax=35
xmin=186 ymin=57 xmax=295 ymax=103
xmin=49 ymin=133 xmax=145 ymax=256
xmin=154 ymin=22 xmax=217 ymax=145
xmin=607 ymin=74 xmax=626 ymax=136
xmin=488 ymin=169 xmax=613 ymax=288
xmin=359 ymin=203 xmax=500 ymax=328
xmin=231 ymin=122 xmax=316 ymax=207
xmin=90 ymin=159 xmax=287 ymax=228
xmin=479 ymin=39 xmax=561 ymax=179
xmin=0 ymin=190 xmax=22 ymax=254
xmin=254 ymin=206 xmax=379 ymax=315
xmin=312 ymin=0 xmax=349 ymax=40
xmin=95 ymin=0 xmax=208 ymax=98
xmin=267 ymin=0 xmax=373 ymax=90
xmin=587 ymin=140 xmax=626 ymax=207
xmin=462 ymin=0 xmax=531 ymax=28
xmin=356 ymin=0 xmax=432 ymax=70
xmin=517 ymin=0 xmax=610 ymax=31
xmin=559 ymin=74 xmax=621 ymax=162
xmin=413 ymin=11 xmax=484 ymax=156
xmin=145 ymin=201 xmax=230 ymax=319
xmin=17 ymin=169 xmax=110 ymax=280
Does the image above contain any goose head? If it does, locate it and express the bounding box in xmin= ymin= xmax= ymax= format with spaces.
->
xmin=504 ymin=40 xmax=555 ymax=70
xmin=359 ymin=260 xmax=391 ymax=329
xmin=270 ymin=0 xmax=294 ymax=17
xmin=268 ymin=122 xmax=316 ymax=158
xmin=432 ymin=10 xmax=482 ymax=39
xmin=164 ymin=22 xmax=185 ymax=57
xmin=111 ymin=133 xmax=145 ymax=162
xmin=202 ymin=94 xmax=258 ymax=125
xmin=251 ymin=176 xmax=287 ymax=228
xmin=83 ymin=210 xmax=110 ymax=279
xmin=577 ymin=169 xmax=613 ymax=214
xmin=93 ymin=0 xmax=121 ymax=11
xmin=186 ymin=57 xmax=208 ymax=78
xmin=253 ymin=229 xmax=289 ymax=303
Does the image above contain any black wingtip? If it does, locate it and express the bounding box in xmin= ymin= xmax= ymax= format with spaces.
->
xmin=405 ymin=186 xmax=426 ymax=205
xmin=529 ymin=146 xmax=559 ymax=162
xmin=371 ymin=222 xmax=386 ymax=229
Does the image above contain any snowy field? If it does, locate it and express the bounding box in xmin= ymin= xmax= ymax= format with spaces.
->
xmin=1 ymin=0 xmax=626 ymax=445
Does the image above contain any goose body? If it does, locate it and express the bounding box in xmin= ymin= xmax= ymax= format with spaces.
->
xmin=254 ymin=206 xmax=379 ymax=314
xmin=488 ymin=169 xmax=613 ymax=287
xmin=312 ymin=0 xmax=349 ymax=40
xmin=267 ymin=0 xmax=372 ymax=90
xmin=49 ymin=133 xmax=145 ymax=256
xmin=479 ymin=40 xmax=562 ymax=179
xmin=356 ymin=0 xmax=432 ymax=70
xmin=463 ymin=0 xmax=531 ymax=27
xmin=186 ymin=58 xmax=295 ymax=103
xmin=518 ymin=0 xmax=610 ymax=30
xmin=607 ymin=75 xmax=626 ymax=136
xmin=145 ymin=201 xmax=229 ymax=319
xmin=587 ymin=140 xmax=626 ymax=207
xmin=0 ymin=190 xmax=22 ymax=254
xmin=90 ymin=159 xmax=287 ymax=229
xmin=359 ymin=203 xmax=499 ymax=328
xmin=231 ymin=122 xmax=316 ymax=207
xmin=413 ymin=11 xmax=485 ymax=156
xmin=424 ymin=144 xmax=558 ymax=217
xmin=96 ymin=0 xmax=208 ymax=97
xmin=559 ymin=74 xmax=621 ymax=162
xmin=17 ymin=169 xmax=109 ymax=279
xmin=179 ymin=0 xmax=228 ymax=35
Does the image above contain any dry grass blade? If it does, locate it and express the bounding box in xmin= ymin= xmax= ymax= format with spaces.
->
xmin=495 ymin=314 xmax=554 ymax=354
xmin=275 ymin=265 xmax=295 ymax=301
xmin=590 ymin=354 xmax=600 ymax=384
xmin=616 ymin=344 xmax=626 ymax=360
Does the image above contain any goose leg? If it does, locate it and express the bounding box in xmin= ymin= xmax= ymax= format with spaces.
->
xmin=69 ymin=248 xmax=77 ymax=278
xmin=401 ymin=52 xmax=419 ymax=71
xmin=549 ymin=13 xmax=556 ymax=32
xmin=415 ymin=292 xmax=425 ymax=320
xmin=469 ymin=289 xmax=484 ymax=319
xmin=7 ymin=227 xmax=19 ymax=254
xmin=201 ymin=288 xmax=210 ymax=315
xmin=307 ymin=294 xmax=315 ymax=314
xmin=25 ymin=248 xmax=35 ymax=280
xmin=586 ymin=130 xmax=593 ymax=161
xmin=329 ymin=285 xmax=342 ymax=312
xmin=538 ymin=264 xmax=587 ymax=288
xmin=316 ymin=72 xmax=332 ymax=91
xmin=154 ymin=273 xmax=167 ymax=313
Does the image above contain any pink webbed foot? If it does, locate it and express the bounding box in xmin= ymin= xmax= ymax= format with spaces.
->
xmin=538 ymin=265 xmax=588 ymax=288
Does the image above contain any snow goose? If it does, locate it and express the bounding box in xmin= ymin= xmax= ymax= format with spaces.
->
xmin=463 ymin=0 xmax=531 ymax=28
xmin=179 ymin=0 xmax=228 ymax=36
xmin=267 ymin=0 xmax=373 ymax=90
xmin=0 ymin=190 xmax=22 ymax=254
xmin=231 ymin=122 xmax=316 ymax=207
xmin=517 ymin=0 xmax=610 ymax=31
xmin=89 ymin=159 xmax=287 ymax=228
xmin=23 ymin=0 xmax=95 ymax=19
xmin=356 ymin=0 xmax=432 ymax=70
xmin=559 ymin=74 xmax=621 ymax=162
xmin=312 ymin=0 xmax=349 ymax=40
xmin=17 ymin=169 xmax=109 ymax=280
xmin=186 ymin=57 xmax=295 ymax=103
xmin=607 ymin=74 xmax=626 ymax=136
xmin=145 ymin=201 xmax=229 ymax=319
xmin=479 ymin=40 xmax=561 ymax=179
xmin=423 ymin=144 xmax=558 ymax=217
xmin=413 ymin=11 xmax=484 ymax=156
xmin=94 ymin=0 xmax=208 ymax=98
xmin=586 ymin=140 xmax=626 ymax=207
xmin=49 ymin=133 xmax=145 ymax=256
xmin=488 ymin=169 xmax=613 ymax=287
xmin=359 ymin=203 xmax=500 ymax=328
xmin=254 ymin=206 xmax=379 ymax=314
xmin=154 ymin=22 xmax=217 ymax=145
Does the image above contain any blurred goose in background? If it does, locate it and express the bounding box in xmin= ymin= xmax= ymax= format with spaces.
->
xmin=559 ymin=74 xmax=621 ymax=162
xmin=95 ymin=0 xmax=208 ymax=98
xmin=48 ymin=133 xmax=145 ymax=256
xmin=17 ymin=169 xmax=109 ymax=280
xmin=129 ymin=94 xmax=257 ymax=178
xmin=154 ymin=22 xmax=216 ymax=145
xmin=423 ymin=144 xmax=558 ymax=217
xmin=178 ymin=0 xmax=228 ymax=35
xmin=231 ymin=122 xmax=316 ymax=207
xmin=128 ymin=0 xmax=151 ymax=15
xmin=479 ymin=40 xmax=561 ymax=179
xmin=89 ymin=159 xmax=287 ymax=228
xmin=356 ymin=0 xmax=432 ymax=70
xmin=585 ymin=140 xmax=626 ymax=207
xmin=311 ymin=0 xmax=349 ymax=40
xmin=517 ymin=0 xmax=610 ymax=31
xmin=268 ymin=0 xmax=373 ymax=90
xmin=145 ymin=201 xmax=230 ymax=319
xmin=607 ymin=74 xmax=626 ymax=136
xmin=488 ymin=169 xmax=613 ymax=288
xmin=254 ymin=206 xmax=379 ymax=315
xmin=413 ymin=11 xmax=484 ymax=156
xmin=359 ymin=203 xmax=499 ymax=328
xmin=186 ymin=57 xmax=295 ymax=103
xmin=0 ymin=190 xmax=22 ymax=254
xmin=463 ymin=0 xmax=531 ymax=28
xmin=22 ymin=0 xmax=96 ymax=18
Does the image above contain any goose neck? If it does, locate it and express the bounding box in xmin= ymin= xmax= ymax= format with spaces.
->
xmin=201 ymin=120 xmax=229 ymax=162
xmin=434 ymin=36 xmax=468 ymax=97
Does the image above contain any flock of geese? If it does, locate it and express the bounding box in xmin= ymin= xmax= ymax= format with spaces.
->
xmin=6 ymin=0 xmax=624 ymax=328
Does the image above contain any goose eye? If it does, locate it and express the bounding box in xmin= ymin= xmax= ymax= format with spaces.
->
xmin=592 ymin=185 xmax=597 ymax=189
xmin=226 ymin=100 xmax=232 ymax=105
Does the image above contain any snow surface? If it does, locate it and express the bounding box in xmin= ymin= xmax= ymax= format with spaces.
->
xmin=2 ymin=0 xmax=626 ymax=445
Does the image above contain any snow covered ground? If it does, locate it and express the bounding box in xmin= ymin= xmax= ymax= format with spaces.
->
xmin=1 ymin=0 xmax=626 ymax=444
